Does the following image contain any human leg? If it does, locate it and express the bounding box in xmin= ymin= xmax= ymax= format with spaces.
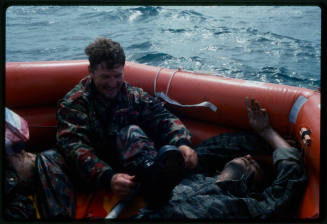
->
xmin=116 ymin=124 xmax=158 ymax=172
xmin=35 ymin=149 xmax=75 ymax=219
xmin=116 ymin=125 xmax=186 ymax=207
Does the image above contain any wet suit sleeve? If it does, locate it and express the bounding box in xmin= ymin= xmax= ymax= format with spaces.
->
xmin=56 ymin=98 xmax=116 ymax=190
xmin=136 ymin=88 xmax=192 ymax=147
xmin=247 ymin=147 xmax=307 ymax=218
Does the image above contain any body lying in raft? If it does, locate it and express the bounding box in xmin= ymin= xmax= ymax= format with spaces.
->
xmin=136 ymin=98 xmax=306 ymax=220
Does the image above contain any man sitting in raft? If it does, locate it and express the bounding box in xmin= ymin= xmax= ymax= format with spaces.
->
xmin=136 ymin=98 xmax=307 ymax=219
xmin=56 ymin=37 xmax=198 ymax=207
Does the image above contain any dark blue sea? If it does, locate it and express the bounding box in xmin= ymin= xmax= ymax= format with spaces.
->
xmin=5 ymin=6 xmax=321 ymax=90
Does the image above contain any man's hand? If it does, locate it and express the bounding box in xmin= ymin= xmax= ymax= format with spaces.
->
xmin=110 ymin=173 xmax=136 ymax=199
xmin=245 ymin=97 xmax=290 ymax=149
xmin=178 ymin=145 xmax=198 ymax=169
xmin=245 ymin=97 xmax=271 ymax=136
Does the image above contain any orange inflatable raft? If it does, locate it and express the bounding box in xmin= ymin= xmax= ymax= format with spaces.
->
xmin=5 ymin=60 xmax=320 ymax=219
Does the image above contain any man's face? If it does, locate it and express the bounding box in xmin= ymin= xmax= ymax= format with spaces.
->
xmin=217 ymin=154 xmax=264 ymax=191
xmin=90 ymin=63 xmax=124 ymax=100
xmin=8 ymin=150 xmax=36 ymax=182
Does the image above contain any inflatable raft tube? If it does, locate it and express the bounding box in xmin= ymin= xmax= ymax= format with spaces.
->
xmin=5 ymin=60 xmax=320 ymax=219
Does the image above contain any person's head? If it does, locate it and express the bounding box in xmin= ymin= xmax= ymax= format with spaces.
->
xmin=85 ymin=37 xmax=126 ymax=99
xmin=6 ymin=150 xmax=36 ymax=186
xmin=217 ymin=154 xmax=266 ymax=192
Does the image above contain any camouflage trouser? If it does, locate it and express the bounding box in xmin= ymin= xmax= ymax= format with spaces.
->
xmin=36 ymin=149 xmax=75 ymax=219
xmin=116 ymin=125 xmax=158 ymax=174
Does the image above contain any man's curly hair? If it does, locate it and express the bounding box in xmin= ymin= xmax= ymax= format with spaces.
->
xmin=85 ymin=37 xmax=125 ymax=72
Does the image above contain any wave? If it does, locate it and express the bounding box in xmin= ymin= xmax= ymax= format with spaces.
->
xmin=77 ymin=7 xmax=161 ymax=24
xmin=5 ymin=6 xmax=320 ymax=90
xmin=7 ymin=6 xmax=62 ymax=16
xmin=126 ymin=42 xmax=152 ymax=50
xmin=166 ymin=28 xmax=188 ymax=33
xmin=129 ymin=6 xmax=161 ymax=16
xmin=125 ymin=6 xmax=161 ymax=22
xmin=136 ymin=52 xmax=174 ymax=65
xmin=257 ymin=66 xmax=319 ymax=88
xmin=213 ymin=26 xmax=232 ymax=36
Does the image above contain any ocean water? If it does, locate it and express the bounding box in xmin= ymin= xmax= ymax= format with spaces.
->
xmin=5 ymin=6 xmax=321 ymax=90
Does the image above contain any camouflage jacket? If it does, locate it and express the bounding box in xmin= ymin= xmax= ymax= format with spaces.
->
xmin=56 ymin=76 xmax=192 ymax=189
xmin=139 ymin=132 xmax=307 ymax=220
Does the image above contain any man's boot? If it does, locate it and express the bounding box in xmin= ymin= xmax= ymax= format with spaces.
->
xmin=137 ymin=145 xmax=186 ymax=207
